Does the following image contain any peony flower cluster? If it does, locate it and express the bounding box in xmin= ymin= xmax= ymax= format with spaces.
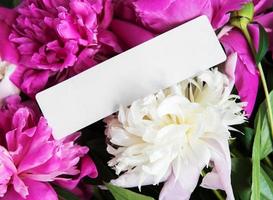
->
xmin=0 ymin=96 xmax=97 ymax=200
xmin=105 ymin=68 xmax=246 ymax=200
xmin=0 ymin=0 xmax=122 ymax=96
xmin=112 ymin=0 xmax=273 ymax=116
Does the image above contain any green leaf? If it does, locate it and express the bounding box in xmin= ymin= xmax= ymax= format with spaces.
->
xmin=13 ymin=0 xmax=20 ymax=6
xmin=260 ymin=167 xmax=273 ymax=200
xmin=53 ymin=185 xmax=80 ymax=200
xmin=231 ymin=158 xmax=273 ymax=200
xmin=231 ymin=158 xmax=252 ymax=200
xmin=242 ymin=127 xmax=255 ymax=152
xmin=252 ymin=110 xmax=262 ymax=200
xmin=105 ymin=183 xmax=155 ymax=200
xmin=0 ymin=0 xmax=13 ymax=7
xmin=255 ymin=24 xmax=269 ymax=65
xmin=255 ymin=92 xmax=273 ymax=159
xmin=263 ymin=164 xmax=273 ymax=179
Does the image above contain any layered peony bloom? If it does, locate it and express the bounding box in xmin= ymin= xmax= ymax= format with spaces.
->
xmin=0 ymin=0 xmax=122 ymax=96
xmin=0 ymin=60 xmax=20 ymax=106
xmin=105 ymin=68 xmax=245 ymax=200
xmin=0 ymin=96 xmax=98 ymax=200
xmin=220 ymin=0 xmax=273 ymax=115
xmin=111 ymin=0 xmax=249 ymax=49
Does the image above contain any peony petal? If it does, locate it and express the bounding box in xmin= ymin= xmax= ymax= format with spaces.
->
xmin=210 ymin=0 xmax=250 ymax=29
xmin=220 ymin=52 xmax=238 ymax=94
xmin=110 ymin=168 xmax=167 ymax=188
xmin=23 ymin=179 xmax=57 ymax=200
xmin=254 ymin=0 xmax=273 ymax=15
xmin=133 ymin=0 xmax=212 ymax=33
xmin=201 ymin=138 xmax=235 ymax=200
xmin=1 ymin=187 xmax=25 ymax=200
xmin=110 ymin=19 xmax=155 ymax=49
xmin=55 ymin=156 xmax=98 ymax=190
xmin=159 ymin=164 xmax=200 ymax=200
xmin=220 ymin=29 xmax=259 ymax=116
xmin=12 ymin=175 xmax=28 ymax=198
xmin=10 ymin=67 xmax=50 ymax=97
xmin=0 ymin=8 xmax=19 ymax=64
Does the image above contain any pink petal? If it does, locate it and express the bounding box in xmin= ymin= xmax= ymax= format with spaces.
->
xmin=254 ymin=0 xmax=273 ymax=15
xmin=235 ymin=58 xmax=259 ymax=116
xmin=10 ymin=67 xmax=50 ymax=97
xmin=220 ymin=52 xmax=238 ymax=93
xmin=110 ymin=19 xmax=155 ymax=49
xmin=133 ymin=0 xmax=213 ymax=33
xmin=210 ymin=0 xmax=250 ymax=29
xmin=0 ymin=8 xmax=19 ymax=64
xmin=1 ymin=187 xmax=25 ymax=200
xmin=201 ymin=138 xmax=235 ymax=200
xmin=12 ymin=175 xmax=28 ymax=199
xmin=100 ymin=0 xmax=114 ymax=29
xmin=23 ymin=179 xmax=57 ymax=200
xmin=159 ymin=165 xmax=200 ymax=200
xmin=57 ymin=20 xmax=81 ymax=40
xmin=55 ymin=156 xmax=98 ymax=190
xmin=220 ymin=29 xmax=259 ymax=116
xmin=98 ymin=29 xmax=123 ymax=53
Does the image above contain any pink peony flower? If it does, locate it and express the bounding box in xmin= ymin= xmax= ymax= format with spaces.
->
xmin=220 ymin=0 xmax=273 ymax=115
xmin=0 ymin=0 xmax=122 ymax=97
xmin=111 ymin=0 xmax=249 ymax=49
xmin=0 ymin=96 xmax=98 ymax=200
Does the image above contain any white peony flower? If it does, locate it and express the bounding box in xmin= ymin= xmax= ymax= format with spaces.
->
xmin=105 ymin=68 xmax=245 ymax=200
xmin=0 ymin=60 xmax=20 ymax=106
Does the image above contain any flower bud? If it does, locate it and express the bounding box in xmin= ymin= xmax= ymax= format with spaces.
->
xmin=230 ymin=2 xmax=254 ymax=30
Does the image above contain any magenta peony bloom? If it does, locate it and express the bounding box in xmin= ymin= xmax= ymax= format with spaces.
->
xmin=0 ymin=96 xmax=98 ymax=200
xmin=111 ymin=0 xmax=249 ymax=49
xmin=220 ymin=29 xmax=260 ymax=116
xmin=220 ymin=0 xmax=273 ymax=115
xmin=0 ymin=0 xmax=122 ymax=96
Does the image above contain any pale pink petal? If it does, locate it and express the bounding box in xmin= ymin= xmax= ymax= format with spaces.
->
xmin=0 ymin=63 xmax=20 ymax=107
xmin=159 ymin=165 xmax=200 ymax=200
xmin=220 ymin=52 xmax=238 ymax=93
xmin=201 ymin=138 xmax=234 ymax=200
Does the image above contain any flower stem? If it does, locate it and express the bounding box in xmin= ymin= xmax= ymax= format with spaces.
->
xmin=213 ymin=190 xmax=225 ymax=200
xmin=258 ymin=63 xmax=273 ymax=138
xmin=201 ymin=171 xmax=225 ymax=200
xmin=241 ymin=27 xmax=273 ymax=140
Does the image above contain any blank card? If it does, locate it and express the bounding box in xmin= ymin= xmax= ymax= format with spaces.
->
xmin=36 ymin=16 xmax=226 ymax=139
